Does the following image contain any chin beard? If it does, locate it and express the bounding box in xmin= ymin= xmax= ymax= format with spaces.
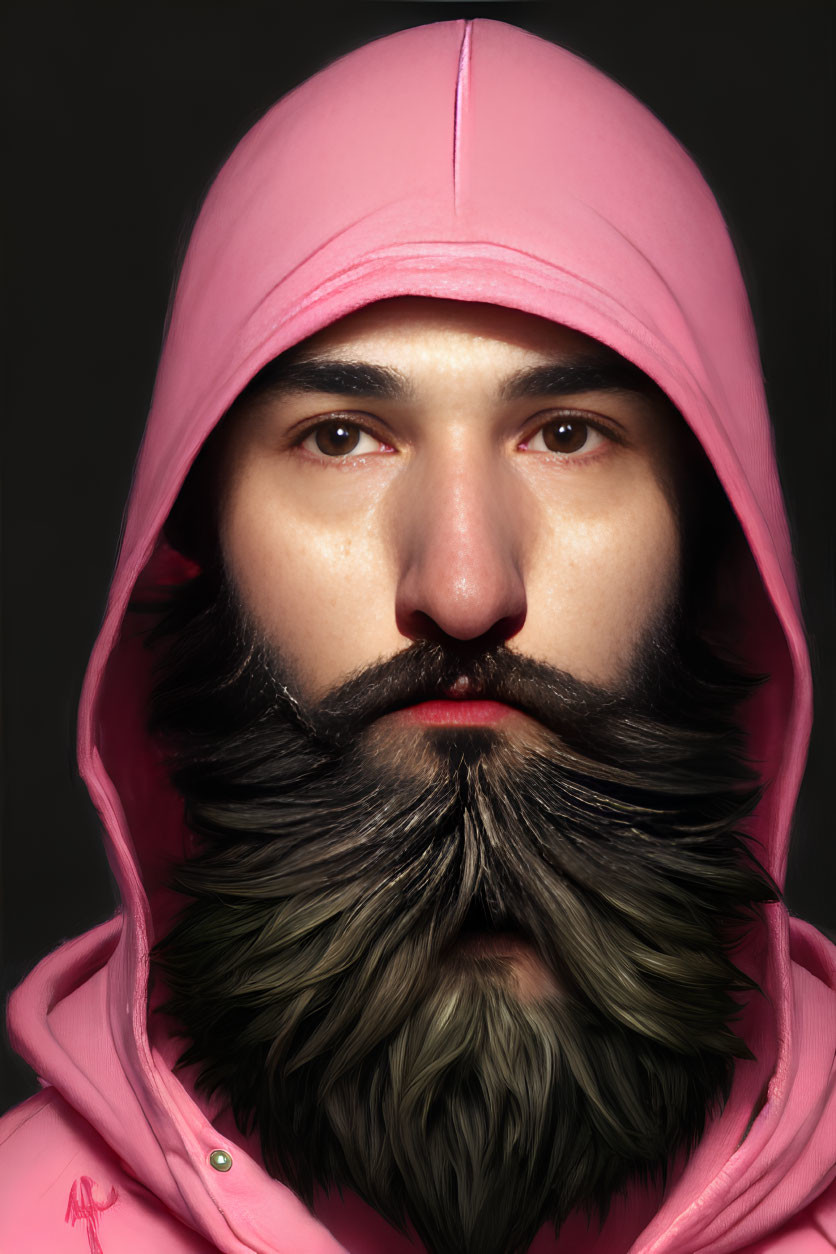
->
xmin=140 ymin=566 xmax=779 ymax=1254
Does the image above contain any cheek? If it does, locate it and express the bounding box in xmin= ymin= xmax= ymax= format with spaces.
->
xmin=220 ymin=468 xmax=394 ymax=697
xmin=527 ymin=472 xmax=680 ymax=685
xmin=219 ymin=446 xmax=682 ymax=697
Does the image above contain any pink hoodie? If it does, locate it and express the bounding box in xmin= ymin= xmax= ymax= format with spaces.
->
xmin=1 ymin=18 xmax=834 ymax=1254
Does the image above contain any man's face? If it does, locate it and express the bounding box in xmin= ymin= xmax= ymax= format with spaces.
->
xmin=151 ymin=303 xmax=775 ymax=1254
xmin=217 ymin=297 xmax=683 ymax=707
xmin=148 ymin=563 xmax=772 ymax=1254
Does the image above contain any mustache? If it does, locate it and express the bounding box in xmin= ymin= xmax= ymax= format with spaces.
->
xmin=250 ymin=626 xmax=762 ymax=798
xmin=144 ymin=567 xmax=765 ymax=815
xmin=293 ymin=639 xmax=624 ymax=742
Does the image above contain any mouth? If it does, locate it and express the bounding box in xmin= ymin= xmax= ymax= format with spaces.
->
xmin=392 ymin=698 xmax=519 ymax=726
xmin=389 ymin=675 xmax=524 ymax=726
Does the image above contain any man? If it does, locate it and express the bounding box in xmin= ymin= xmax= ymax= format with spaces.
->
xmin=1 ymin=17 xmax=834 ymax=1254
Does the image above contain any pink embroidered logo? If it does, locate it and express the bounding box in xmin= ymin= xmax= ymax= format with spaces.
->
xmin=65 ymin=1176 xmax=118 ymax=1254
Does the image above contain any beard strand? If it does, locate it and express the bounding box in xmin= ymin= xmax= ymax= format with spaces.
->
xmin=140 ymin=567 xmax=779 ymax=1254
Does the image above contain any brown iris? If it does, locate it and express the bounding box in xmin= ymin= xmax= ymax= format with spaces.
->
xmin=314 ymin=422 xmax=361 ymax=456
xmin=541 ymin=419 xmax=589 ymax=454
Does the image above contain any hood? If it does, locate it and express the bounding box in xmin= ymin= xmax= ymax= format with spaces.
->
xmin=8 ymin=18 xmax=836 ymax=1254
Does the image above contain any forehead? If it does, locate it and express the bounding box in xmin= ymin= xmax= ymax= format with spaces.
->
xmin=290 ymin=296 xmax=616 ymax=368
xmin=236 ymin=294 xmax=670 ymax=414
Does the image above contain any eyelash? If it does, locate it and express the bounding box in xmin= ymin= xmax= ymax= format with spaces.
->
xmin=293 ymin=411 xmax=624 ymax=462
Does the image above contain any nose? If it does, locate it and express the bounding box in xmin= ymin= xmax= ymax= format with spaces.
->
xmin=394 ymin=448 xmax=528 ymax=647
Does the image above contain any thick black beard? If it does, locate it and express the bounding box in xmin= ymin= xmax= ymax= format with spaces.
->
xmin=141 ymin=566 xmax=779 ymax=1254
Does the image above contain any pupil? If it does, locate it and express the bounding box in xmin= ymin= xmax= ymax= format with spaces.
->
xmin=544 ymin=420 xmax=587 ymax=453
xmin=316 ymin=423 xmax=360 ymax=455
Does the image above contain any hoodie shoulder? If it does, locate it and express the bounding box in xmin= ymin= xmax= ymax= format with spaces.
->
xmin=737 ymin=1175 xmax=836 ymax=1250
xmin=0 ymin=1087 xmax=217 ymax=1253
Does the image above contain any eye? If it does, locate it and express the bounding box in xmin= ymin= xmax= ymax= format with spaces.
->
xmin=300 ymin=420 xmax=386 ymax=458
xmin=524 ymin=415 xmax=606 ymax=456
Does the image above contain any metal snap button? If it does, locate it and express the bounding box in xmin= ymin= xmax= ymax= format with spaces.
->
xmin=209 ymin=1149 xmax=233 ymax=1172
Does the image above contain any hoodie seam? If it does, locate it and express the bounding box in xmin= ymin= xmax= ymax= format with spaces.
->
xmin=453 ymin=19 xmax=472 ymax=214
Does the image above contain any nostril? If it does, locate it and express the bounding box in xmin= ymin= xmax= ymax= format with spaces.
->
xmin=399 ymin=609 xmax=451 ymax=646
xmin=482 ymin=610 xmax=526 ymax=648
xmin=398 ymin=609 xmax=526 ymax=650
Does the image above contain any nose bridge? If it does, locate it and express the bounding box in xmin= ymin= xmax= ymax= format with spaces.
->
xmin=394 ymin=439 xmax=528 ymax=643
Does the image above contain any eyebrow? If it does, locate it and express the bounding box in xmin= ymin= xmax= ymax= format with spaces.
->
xmin=238 ymin=350 xmax=662 ymax=406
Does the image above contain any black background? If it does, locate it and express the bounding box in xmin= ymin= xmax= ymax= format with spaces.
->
xmin=2 ymin=0 xmax=834 ymax=1114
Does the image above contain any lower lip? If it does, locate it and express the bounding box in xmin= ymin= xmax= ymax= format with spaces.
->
xmin=395 ymin=700 xmax=516 ymax=726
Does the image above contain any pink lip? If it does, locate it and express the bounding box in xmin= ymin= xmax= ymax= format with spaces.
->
xmin=394 ymin=699 xmax=516 ymax=725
